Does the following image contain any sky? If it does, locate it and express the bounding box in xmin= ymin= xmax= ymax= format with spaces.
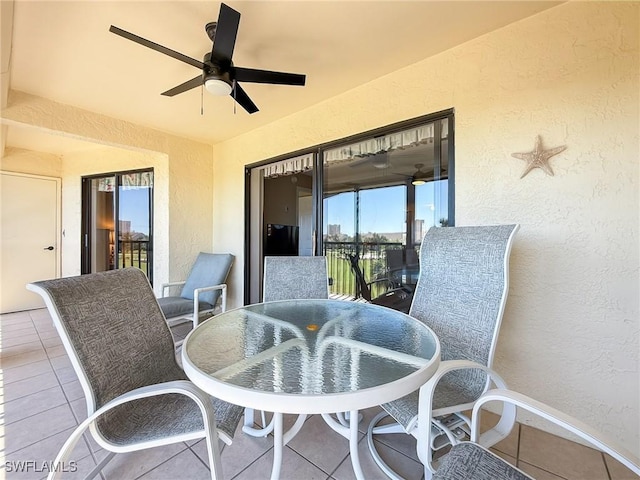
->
xmin=324 ymin=181 xmax=448 ymax=236
xmin=119 ymin=188 xmax=151 ymax=235
xmin=116 ymin=181 xmax=448 ymax=239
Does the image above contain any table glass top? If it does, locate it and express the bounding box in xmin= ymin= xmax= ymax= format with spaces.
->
xmin=184 ymin=299 xmax=438 ymax=396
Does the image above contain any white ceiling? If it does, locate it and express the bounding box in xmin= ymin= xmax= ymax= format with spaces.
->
xmin=5 ymin=1 xmax=562 ymax=151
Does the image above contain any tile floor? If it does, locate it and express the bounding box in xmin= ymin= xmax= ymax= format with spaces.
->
xmin=0 ymin=308 xmax=637 ymax=480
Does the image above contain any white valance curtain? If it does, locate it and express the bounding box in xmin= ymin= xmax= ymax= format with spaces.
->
xmin=261 ymin=153 xmax=314 ymax=179
xmin=258 ymin=122 xmax=447 ymax=177
xmin=122 ymin=172 xmax=153 ymax=189
xmin=98 ymin=172 xmax=153 ymax=191
xmin=323 ymin=122 xmax=447 ymax=165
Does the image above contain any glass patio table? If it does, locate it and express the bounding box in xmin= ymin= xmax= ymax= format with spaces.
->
xmin=182 ymin=299 xmax=440 ymax=480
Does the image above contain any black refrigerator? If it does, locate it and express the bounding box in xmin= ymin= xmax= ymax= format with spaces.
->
xmin=264 ymin=224 xmax=299 ymax=256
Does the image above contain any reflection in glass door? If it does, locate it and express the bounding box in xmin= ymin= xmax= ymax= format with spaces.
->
xmin=81 ymin=170 xmax=153 ymax=280
xmin=245 ymin=112 xmax=453 ymax=308
xmin=246 ymin=153 xmax=315 ymax=304
xmin=322 ymin=115 xmax=452 ymax=310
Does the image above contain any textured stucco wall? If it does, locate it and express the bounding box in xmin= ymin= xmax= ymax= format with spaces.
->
xmin=2 ymin=92 xmax=215 ymax=291
xmin=1 ymin=147 xmax=63 ymax=177
xmin=60 ymin=147 xmax=168 ymax=289
xmin=213 ymin=2 xmax=639 ymax=451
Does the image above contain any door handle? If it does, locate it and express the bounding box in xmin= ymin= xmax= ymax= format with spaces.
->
xmin=44 ymin=246 xmax=54 ymax=251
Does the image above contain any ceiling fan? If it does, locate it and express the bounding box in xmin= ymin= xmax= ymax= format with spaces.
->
xmin=410 ymin=163 xmax=448 ymax=185
xmin=109 ymin=3 xmax=306 ymax=114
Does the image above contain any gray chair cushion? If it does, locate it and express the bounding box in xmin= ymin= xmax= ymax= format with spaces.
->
xmin=157 ymin=296 xmax=214 ymax=319
xmin=180 ymin=252 xmax=234 ymax=306
xmin=263 ymin=256 xmax=329 ymax=302
xmin=99 ymin=393 xmax=243 ymax=445
xmin=434 ymin=442 xmax=532 ymax=480
xmin=410 ymin=225 xmax=517 ymax=391
xmin=382 ymin=376 xmax=483 ymax=430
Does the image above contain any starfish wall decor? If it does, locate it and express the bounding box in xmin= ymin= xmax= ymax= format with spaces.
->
xmin=511 ymin=135 xmax=567 ymax=179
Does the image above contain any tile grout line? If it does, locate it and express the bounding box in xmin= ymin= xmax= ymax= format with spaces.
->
xmin=130 ymin=444 xmax=193 ymax=480
xmin=602 ymin=451 xmax=613 ymax=480
xmin=328 ymin=433 xmax=365 ymax=479
xmin=228 ymin=446 xmax=273 ymax=480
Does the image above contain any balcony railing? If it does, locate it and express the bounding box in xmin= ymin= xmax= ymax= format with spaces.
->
xmin=117 ymin=240 xmax=150 ymax=276
xmin=323 ymin=241 xmax=404 ymax=299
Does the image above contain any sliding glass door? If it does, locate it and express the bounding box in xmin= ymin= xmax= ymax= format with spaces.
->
xmin=246 ymin=154 xmax=315 ymax=303
xmin=245 ymin=110 xmax=453 ymax=309
xmin=81 ymin=169 xmax=153 ymax=280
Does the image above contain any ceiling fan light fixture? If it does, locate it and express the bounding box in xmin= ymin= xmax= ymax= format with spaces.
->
xmin=411 ymin=177 xmax=427 ymax=186
xmin=204 ymin=78 xmax=233 ymax=96
xmin=411 ymin=163 xmax=427 ymax=186
xmin=371 ymin=156 xmax=389 ymax=169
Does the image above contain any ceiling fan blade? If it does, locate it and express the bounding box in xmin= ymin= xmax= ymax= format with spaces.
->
xmin=348 ymin=157 xmax=374 ymax=168
xmin=211 ymin=3 xmax=241 ymax=62
xmin=234 ymin=67 xmax=306 ymax=86
xmin=161 ymin=75 xmax=203 ymax=97
xmin=109 ymin=25 xmax=205 ymax=70
xmin=231 ymin=82 xmax=258 ymax=114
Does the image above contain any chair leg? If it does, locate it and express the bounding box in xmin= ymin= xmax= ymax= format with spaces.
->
xmin=83 ymin=452 xmax=115 ymax=480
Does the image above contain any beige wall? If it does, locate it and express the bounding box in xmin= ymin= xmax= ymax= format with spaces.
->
xmin=212 ymin=2 xmax=639 ymax=451
xmin=1 ymin=146 xmax=63 ymax=177
xmin=60 ymin=147 xmax=168 ymax=287
xmin=2 ymin=93 xmax=215 ymax=292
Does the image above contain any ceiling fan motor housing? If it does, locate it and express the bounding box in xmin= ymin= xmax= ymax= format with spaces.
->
xmin=203 ymin=52 xmax=232 ymax=85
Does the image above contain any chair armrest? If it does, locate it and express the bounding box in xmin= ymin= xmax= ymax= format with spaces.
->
xmin=414 ymin=359 xmax=516 ymax=471
xmin=48 ymin=380 xmax=221 ymax=480
xmin=161 ymin=281 xmax=186 ymax=298
xmin=193 ymin=284 xmax=228 ymax=323
xmin=471 ymin=389 xmax=640 ymax=476
xmin=367 ymin=277 xmax=391 ymax=287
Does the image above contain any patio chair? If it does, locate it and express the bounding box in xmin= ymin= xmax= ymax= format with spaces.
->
xmin=27 ymin=268 xmax=243 ymax=480
xmin=385 ymin=248 xmax=420 ymax=291
xmin=434 ymin=389 xmax=640 ymax=480
xmin=158 ymin=252 xmax=234 ymax=331
xmin=262 ymin=255 xmax=329 ymax=301
xmin=243 ymin=255 xmax=329 ymax=437
xmin=346 ymin=252 xmax=413 ymax=313
xmin=367 ymin=224 xmax=520 ymax=479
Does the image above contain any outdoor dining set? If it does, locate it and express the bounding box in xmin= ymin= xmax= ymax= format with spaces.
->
xmin=26 ymin=225 xmax=640 ymax=480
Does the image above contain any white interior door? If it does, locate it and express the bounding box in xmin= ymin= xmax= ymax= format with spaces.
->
xmin=0 ymin=172 xmax=60 ymax=313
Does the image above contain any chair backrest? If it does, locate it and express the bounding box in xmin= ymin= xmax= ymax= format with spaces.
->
xmin=410 ymin=225 xmax=519 ymax=396
xmin=263 ymin=256 xmax=329 ymax=302
xmin=27 ymin=268 xmax=185 ymax=415
xmin=405 ymin=247 xmax=419 ymax=267
xmin=180 ymin=253 xmax=234 ymax=305
xmin=386 ymin=249 xmax=404 ymax=273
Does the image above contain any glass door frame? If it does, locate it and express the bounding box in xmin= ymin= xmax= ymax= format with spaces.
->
xmin=81 ymin=167 xmax=154 ymax=281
